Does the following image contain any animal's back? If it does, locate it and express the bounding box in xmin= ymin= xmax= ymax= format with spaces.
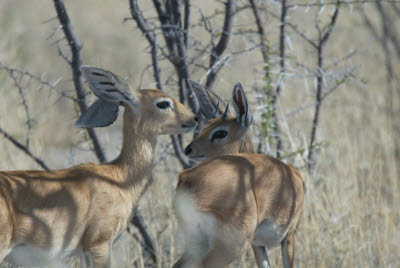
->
xmin=0 ymin=163 xmax=123 ymax=265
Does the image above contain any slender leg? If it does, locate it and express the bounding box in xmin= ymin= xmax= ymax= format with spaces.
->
xmin=80 ymin=251 xmax=93 ymax=268
xmin=85 ymin=252 xmax=94 ymax=268
xmin=252 ymin=245 xmax=270 ymax=268
xmin=281 ymin=233 xmax=295 ymax=268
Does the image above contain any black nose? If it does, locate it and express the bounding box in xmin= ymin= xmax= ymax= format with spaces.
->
xmin=194 ymin=116 xmax=198 ymax=122
xmin=184 ymin=145 xmax=192 ymax=155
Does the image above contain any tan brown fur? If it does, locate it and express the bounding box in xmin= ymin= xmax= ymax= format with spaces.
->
xmin=0 ymin=88 xmax=196 ymax=268
xmin=186 ymin=115 xmax=255 ymax=160
xmin=176 ymin=154 xmax=304 ymax=267
xmin=174 ymin=97 xmax=304 ymax=267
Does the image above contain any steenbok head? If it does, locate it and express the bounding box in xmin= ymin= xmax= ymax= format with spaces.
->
xmin=74 ymin=66 xmax=197 ymax=135
xmin=184 ymin=80 xmax=254 ymax=161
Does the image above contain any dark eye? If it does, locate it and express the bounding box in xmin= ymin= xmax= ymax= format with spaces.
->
xmin=212 ymin=130 xmax=228 ymax=142
xmin=156 ymin=101 xmax=171 ymax=109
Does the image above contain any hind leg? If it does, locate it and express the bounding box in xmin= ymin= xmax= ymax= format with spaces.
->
xmin=173 ymin=226 xmax=211 ymax=268
xmin=252 ymin=246 xmax=270 ymax=268
xmin=281 ymin=233 xmax=295 ymax=268
xmin=201 ymin=231 xmax=250 ymax=268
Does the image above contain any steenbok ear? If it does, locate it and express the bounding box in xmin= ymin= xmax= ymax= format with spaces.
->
xmin=187 ymin=79 xmax=226 ymax=119
xmin=74 ymin=99 xmax=119 ymax=128
xmin=232 ymin=82 xmax=253 ymax=128
xmin=80 ymin=66 xmax=138 ymax=107
xmin=74 ymin=66 xmax=137 ymax=128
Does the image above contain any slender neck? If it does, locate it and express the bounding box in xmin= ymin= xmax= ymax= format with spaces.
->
xmin=239 ymin=132 xmax=255 ymax=154
xmin=112 ymin=109 xmax=157 ymax=184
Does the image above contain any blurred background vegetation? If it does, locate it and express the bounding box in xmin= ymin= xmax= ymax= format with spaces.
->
xmin=0 ymin=0 xmax=399 ymax=267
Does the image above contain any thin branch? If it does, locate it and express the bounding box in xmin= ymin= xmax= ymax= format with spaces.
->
xmin=129 ymin=0 xmax=162 ymax=90
xmin=199 ymin=44 xmax=260 ymax=84
xmin=130 ymin=208 xmax=157 ymax=265
xmin=200 ymin=9 xmax=217 ymax=50
xmin=250 ymin=0 xmax=272 ymax=154
xmin=0 ymin=127 xmax=50 ymax=171
xmin=321 ymin=69 xmax=355 ymax=100
xmin=152 ymin=0 xmax=178 ymax=59
xmin=273 ymin=0 xmax=287 ymax=158
xmin=376 ymin=1 xmax=400 ymax=58
xmin=308 ymin=2 xmax=341 ymax=172
xmin=184 ymin=0 xmax=191 ymax=48
xmin=320 ymin=4 xmax=340 ymax=46
xmin=0 ymin=64 xmax=77 ymax=102
xmin=249 ymin=0 xmax=269 ymax=69
xmin=53 ymin=0 xmax=106 ymax=163
xmin=287 ymin=0 xmax=400 ymax=8
xmin=7 ymin=71 xmax=33 ymax=146
xmin=205 ymin=0 xmax=236 ymax=90
xmin=376 ymin=2 xmax=396 ymax=115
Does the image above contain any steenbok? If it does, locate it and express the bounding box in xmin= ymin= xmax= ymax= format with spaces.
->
xmin=0 ymin=66 xmax=197 ymax=268
xmin=173 ymin=80 xmax=304 ymax=268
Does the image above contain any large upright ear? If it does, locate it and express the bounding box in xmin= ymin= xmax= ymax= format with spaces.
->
xmin=187 ymin=79 xmax=227 ymax=119
xmin=74 ymin=99 xmax=119 ymax=128
xmin=232 ymin=82 xmax=253 ymax=128
xmin=80 ymin=66 xmax=138 ymax=107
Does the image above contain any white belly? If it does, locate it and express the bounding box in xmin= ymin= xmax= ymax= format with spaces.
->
xmin=251 ymin=219 xmax=288 ymax=249
xmin=4 ymin=244 xmax=82 ymax=267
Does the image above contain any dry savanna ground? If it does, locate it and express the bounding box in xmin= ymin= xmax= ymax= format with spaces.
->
xmin=0 ymin=0 xmax=399 ymax=267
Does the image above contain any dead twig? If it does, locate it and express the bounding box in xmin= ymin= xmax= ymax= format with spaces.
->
xmin=308 ymin=2 xmax=341 ymax=172
xmin=53 ymin=0 xmax=106 ymax=163
xmin=205 ymin=0 xmax=236 ymax=90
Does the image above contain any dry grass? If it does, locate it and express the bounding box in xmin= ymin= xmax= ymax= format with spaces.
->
xmin=0 ymin=1 xmax=399 ymax=267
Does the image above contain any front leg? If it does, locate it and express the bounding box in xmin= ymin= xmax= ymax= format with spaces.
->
xmin=80 ymin=251 xmax=93 ymax=268
xmin=281 ymin=233 xmax=295 ymax=268
xmin=252 ymin=245 xmax=270 ymax=268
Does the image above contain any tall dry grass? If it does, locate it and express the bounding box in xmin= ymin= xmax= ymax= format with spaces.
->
xmin=0 ymin=0 xmax=399 ymax=267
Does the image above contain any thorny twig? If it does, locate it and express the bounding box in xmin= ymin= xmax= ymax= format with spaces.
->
xmin=249 ymin=0 xmax=271 ymax=154
xmin=273 ymin=0 xmax=287 ymax=158
xmin=0 ymin=127 xmax=50 ymax=171
xmin=0 ymin=64 xmax=77 ymax=102
xmin=205 ymin=0 xmax=236 ymax=90
xmin=287 ymin=0 xmax=400 ymax=8
xmin=2 ymin=68 xmax=33 ymax=146
xmin=308 ymin=2 xmax=341 ymax=172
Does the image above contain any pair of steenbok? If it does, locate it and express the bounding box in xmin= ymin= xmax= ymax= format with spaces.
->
xmin=0 ymin=66 xmax=304 ymax=268
xmin=172 ymin=81 xmax=304 ymax=268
